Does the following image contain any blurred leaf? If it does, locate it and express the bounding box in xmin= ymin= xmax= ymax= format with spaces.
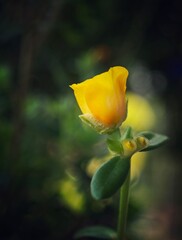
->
xmin=138 ymin=131 xmax=168 ymax=151
xmin=74 ymin=225 xmax=117 ymax=239
xmin=0 ymin=65 xmax=10 ymax=89
xmin=91 ymin=156 xmax=130 ymax=200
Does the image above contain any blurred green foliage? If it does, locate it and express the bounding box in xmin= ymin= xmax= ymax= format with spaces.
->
xmin=0 ymin=0 xmax=181 ymax=239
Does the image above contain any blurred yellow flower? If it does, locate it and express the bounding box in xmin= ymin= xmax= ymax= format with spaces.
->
xmin=70 ymin=66 xmax=128 ymax=133
xmin=131 ymin=152 xmax=147 ymax=179
xmin=123 ymin=93 xmax=156 ymax=131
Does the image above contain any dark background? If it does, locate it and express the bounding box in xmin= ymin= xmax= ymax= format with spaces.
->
xmin=0 ymin=0 xmax=181 ymax=239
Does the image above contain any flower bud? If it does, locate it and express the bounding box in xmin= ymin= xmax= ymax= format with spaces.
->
xmin=122 ymin=139 xmax=137 ymax=157
xmin=135 ymin=136 xmax=149 ymax=151
xmin=70 ymin=66 xmax=128 ymax=134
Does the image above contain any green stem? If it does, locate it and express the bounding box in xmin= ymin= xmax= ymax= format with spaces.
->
xmin=117 ymin=166 xmax=130 ymax=240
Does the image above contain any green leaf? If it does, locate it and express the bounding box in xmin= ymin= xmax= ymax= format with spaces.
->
xmin=74 ymin=226 xmax=117 ymax=239
xmin=91 ymin=156 xmax=130 ymax=200
xmin=138 ymin=131 xmax=168 ymax=151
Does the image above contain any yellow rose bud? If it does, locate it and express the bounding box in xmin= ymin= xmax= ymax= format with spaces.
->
xmin=70 ymin=66 xmax=128 ymax=133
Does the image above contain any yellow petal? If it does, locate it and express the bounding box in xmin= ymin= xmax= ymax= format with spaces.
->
xmin=109 ymin=66 xmax=128 ymax=94
xmin=70 ymin=83 xmax=91 ymax=114
xmin=109 ymin=66 xmax=128 ymax=123
xmin=84 ymin=71 xmax=118 ymax=125
xmin=85 ymin=67 xmax=128 ymax=126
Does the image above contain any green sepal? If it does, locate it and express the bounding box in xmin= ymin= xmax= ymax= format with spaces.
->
xmin=138 ymin=131 xmax=168 ymax=151
xmin=107 ymin=138 xmax=123 ymax=154
xmin=79 ymin=114 xmax=122 ymax=134
xmin=120 ymin=126 xmax=133 ymax=140
xmin=91 ymin=156 xmax=130 ymax=200
xmin=107 ymin=128 xmax=121 ymax=140
xmin=79 ymin=114 xmax=111 ymax=134
xmin=74 ymin=226 xmax=117 ymax=239
xmin=106 ymin=127 xmax=134 ymax=155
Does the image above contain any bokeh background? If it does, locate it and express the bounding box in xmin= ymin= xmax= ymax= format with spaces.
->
xmin=0 ymin=0 xmax=181 ymax=239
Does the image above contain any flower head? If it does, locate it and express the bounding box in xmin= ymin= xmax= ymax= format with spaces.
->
xmin=70 ymin=66 xmax=128 ymax=133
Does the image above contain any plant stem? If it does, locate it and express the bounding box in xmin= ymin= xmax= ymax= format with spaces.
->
xmin=117 ymin=167 xmax=130 ymax=240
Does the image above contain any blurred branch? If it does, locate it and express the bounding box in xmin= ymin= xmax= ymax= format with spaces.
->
xmin=10 ymin=0 xmax=62 ymax=164
xmin=119 ymin=0 xmax=161 ymax=64
xmin=10 ymin=30 xmax=35 ymax=163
